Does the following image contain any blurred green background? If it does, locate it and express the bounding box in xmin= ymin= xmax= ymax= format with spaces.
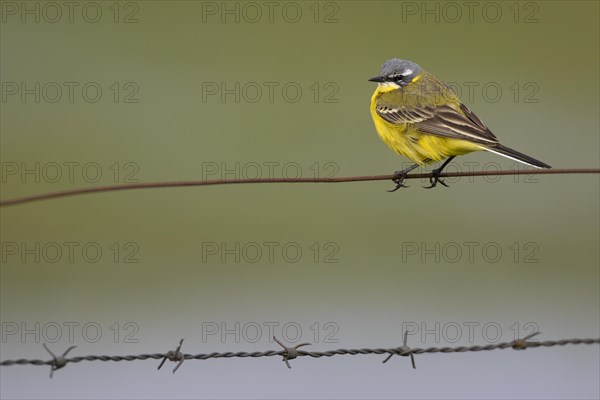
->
xmin=1 ymin=1 xmax=598 ymax=398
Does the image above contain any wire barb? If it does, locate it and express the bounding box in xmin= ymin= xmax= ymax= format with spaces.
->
xmin=157 ymin=338 xmax=185 ymax=374
xmin=43 ymin=343 xmax=76 ymax=378
xmin=512 ymin=331 xmax=541 ymax=350
xmin=382 ymin=330 xmax=416 ymax=369
xmin=273 ymin=336 xmax=311 ymax=369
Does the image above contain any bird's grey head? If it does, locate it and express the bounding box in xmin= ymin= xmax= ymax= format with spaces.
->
xmin=369 ymin=59 xmax=423 ymax=86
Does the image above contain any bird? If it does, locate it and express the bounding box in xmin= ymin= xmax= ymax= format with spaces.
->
xmin=368 ymin=58 xmax=551 ymax=191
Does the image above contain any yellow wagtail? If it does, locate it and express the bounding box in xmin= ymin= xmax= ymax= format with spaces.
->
xmin=369 ymin=58 xmax=551 ymax=191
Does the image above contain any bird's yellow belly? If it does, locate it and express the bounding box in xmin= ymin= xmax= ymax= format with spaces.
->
xmin=371 ymin=112 xmax=482 ymax=165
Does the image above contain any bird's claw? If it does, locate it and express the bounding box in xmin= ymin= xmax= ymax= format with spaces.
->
xmin=423 ymin=169 xmax=449 ymax=189
xmin=388 ymin=181 xmax=408 ymax=192
xmin=388 ymin=171 xmax=410 ymax=192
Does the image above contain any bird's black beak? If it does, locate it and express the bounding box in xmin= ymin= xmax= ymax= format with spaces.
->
xmin=368 ymin=76 xmax=385 ymax=82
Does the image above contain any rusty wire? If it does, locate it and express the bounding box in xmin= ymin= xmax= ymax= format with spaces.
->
xmin=1 ymin=333 xmax=598 ymax=378
xmin=1 ymin=168 xmax=598 ymax=207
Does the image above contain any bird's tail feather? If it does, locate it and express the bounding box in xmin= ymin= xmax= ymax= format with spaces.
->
xmin=484 ymin=144 xmax=551 ymax=169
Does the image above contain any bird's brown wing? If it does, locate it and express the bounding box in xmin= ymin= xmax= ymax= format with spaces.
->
xmin=376 ymin=101 xmax=498 ymax=145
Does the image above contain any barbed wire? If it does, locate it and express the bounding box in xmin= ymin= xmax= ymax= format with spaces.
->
xmin=1 ymin=168 xmax=598 ymax=207
xmin=2 ymin=332 xmax=598 ymax=378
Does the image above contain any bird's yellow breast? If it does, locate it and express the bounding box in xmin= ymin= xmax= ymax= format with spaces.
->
xmin=370 ymin=87 xmax=482 ymax=165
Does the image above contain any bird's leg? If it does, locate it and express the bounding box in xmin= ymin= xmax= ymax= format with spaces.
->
xmin=423 ymin=156 xmax=455 ymax=189
xmin=388 ymin=163 xmax=421 ymax=192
